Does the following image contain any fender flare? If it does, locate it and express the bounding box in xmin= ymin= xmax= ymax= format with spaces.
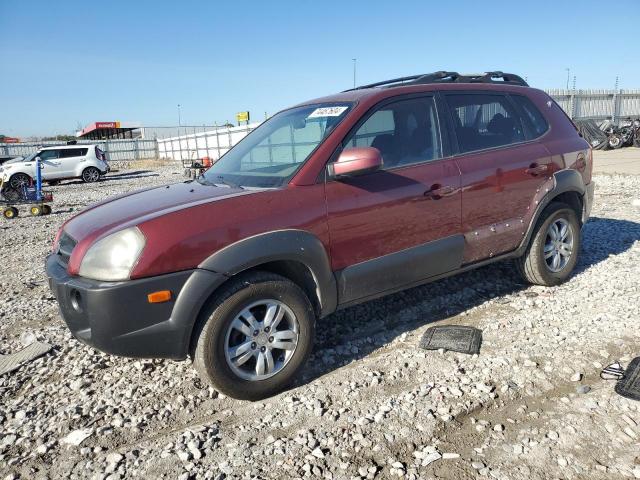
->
xmin=199 ymin=229 xmax=338 ymax=317
xmin=517 ymin=168 xmax=586 ymax=254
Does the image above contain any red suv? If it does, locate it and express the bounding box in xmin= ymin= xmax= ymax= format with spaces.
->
xmin=47 ymin=71 xmax=594 ymax=400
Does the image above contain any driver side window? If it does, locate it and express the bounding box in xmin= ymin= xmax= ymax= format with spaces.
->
xmin=344 ymin=96 xmax=442 ymax=169
xmin=38 ymin=150 xmax=59 ymax=161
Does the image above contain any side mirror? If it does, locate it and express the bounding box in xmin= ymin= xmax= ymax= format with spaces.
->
xmin=328 ymin=147 xmax=383 ymax=179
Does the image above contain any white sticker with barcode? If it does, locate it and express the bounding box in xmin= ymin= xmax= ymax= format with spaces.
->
xmin=307 ymin=106 xmax=349 ymax=118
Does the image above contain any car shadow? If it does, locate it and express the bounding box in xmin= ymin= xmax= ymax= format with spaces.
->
xmin=298 ymin=216 xmax=640 ymax=387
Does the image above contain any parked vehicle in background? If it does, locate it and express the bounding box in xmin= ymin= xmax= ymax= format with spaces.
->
xmin=0 ymin=144 xmax=109 ymax=188
xmin=47 ymin=71 xmax=594 ymax=400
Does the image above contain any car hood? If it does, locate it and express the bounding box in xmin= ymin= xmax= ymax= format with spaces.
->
xmin=63 ymin=181 xmax=263 ymax=243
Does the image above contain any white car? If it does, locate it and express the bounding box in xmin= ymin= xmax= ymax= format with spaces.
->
xmin=0 ymin=144 xmax=110 ymax=188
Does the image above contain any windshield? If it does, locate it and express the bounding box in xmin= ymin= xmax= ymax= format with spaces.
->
xmin=200 ymin=103 xmax=353 ymax=188
xmin=7 ymin=152 xmax=37 ymax=164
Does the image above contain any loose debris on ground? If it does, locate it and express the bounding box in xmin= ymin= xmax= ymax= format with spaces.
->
xmin=1 ymin=166 xmax=639 ymax=480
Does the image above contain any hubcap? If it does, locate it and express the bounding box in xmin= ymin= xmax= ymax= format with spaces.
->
xmin=224 ymin=300 xmax=299 ymax=381
xmin=544 ymin=218 xmax=574 ymax=273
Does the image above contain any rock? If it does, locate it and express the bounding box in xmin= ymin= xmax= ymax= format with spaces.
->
xmin=576 ymin=385 xmax=591 ymax=394
xmin=421 ymin=452 xmax=442 ymax=466
xmin=106 ymin=452 xmax=123 ymax=464
xmin=61 ymin=429 xmax=93 ymax=446
xmin=570 ymin=373 xmax=583 ymax=382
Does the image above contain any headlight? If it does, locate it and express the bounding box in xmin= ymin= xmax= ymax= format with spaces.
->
xmin=79 ymin=227 xmax=145 ymax=281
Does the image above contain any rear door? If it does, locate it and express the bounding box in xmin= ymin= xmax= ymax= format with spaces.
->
xmin=58 ymin=148 xmax=88 ymax=177
xmin=442 ymin=92 xmax=554 ymax=263
xmin=325 ymin=94 xmax=463 ymax=305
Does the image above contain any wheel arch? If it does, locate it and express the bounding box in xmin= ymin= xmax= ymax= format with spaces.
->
xmin=518 ymin=169 xmax=586 ymax=255
xmin=198 ymin=229 xmax=337 ymax=319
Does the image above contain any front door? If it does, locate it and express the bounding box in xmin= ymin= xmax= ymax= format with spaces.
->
xmin=325 ymin=95 xmax=463 ymax=305
xmin=37 ymin=149 xmax=63 ymax=179
xmin=442 ymin=92 xmax=554 ymax=263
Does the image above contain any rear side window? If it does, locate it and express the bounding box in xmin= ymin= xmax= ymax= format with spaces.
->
xmin=445 ymin=94 xmax=525 ymax=154
xmin=60 ymin=148 xmax=88 ymax=158
xmin=511 ymin=95 xmax=549 ymax=138
xmin=344 ymin=96 xmax=442 ymax=168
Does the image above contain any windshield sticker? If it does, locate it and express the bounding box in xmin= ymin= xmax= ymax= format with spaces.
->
xmin=307 ymin=106 xmax=349 ymax=119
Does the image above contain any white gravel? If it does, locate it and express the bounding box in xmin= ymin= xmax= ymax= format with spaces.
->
xmin=1 ymin=166 xmax=639 ymax=480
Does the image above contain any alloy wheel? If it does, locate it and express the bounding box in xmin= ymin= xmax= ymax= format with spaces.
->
xmin=83 ymin=168 xmax=100 ymax=182
xmin=544 ymin=218 xmax=574 ymax=272
xmin=224 ymin=299 xmax=299 ymax=381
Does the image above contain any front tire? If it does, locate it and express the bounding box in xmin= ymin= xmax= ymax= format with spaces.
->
xmin=9 ymin=173 xmax=31 ymax=189
xmin=192 ymin=271 xmax=315 ymax=400
xmin=82 ymin=167 xmax=101 ymax=183
xmin=516 ymin=202 xmax=581 ymax=286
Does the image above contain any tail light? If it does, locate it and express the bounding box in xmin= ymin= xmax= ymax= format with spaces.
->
xmin=95 ymin=146 xmax=106 ymax=161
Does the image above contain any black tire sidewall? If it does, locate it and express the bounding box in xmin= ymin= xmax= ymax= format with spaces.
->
xmin=195 ymin=274 xmax=315 ymax=400
xmin=531 ymin=205 xmax=581 ymax=285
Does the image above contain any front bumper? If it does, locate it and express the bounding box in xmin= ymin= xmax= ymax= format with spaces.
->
xmin=583 ymin=181 xmax=595 ymax=224
xmin=46 ymin=255 xmax=226 ymax=359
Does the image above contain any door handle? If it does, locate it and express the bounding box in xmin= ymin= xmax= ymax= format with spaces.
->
xmin=424 ymin=184 xmax=455 ymax=200
xmin=525 ymin=163 xmax=549 ymax=176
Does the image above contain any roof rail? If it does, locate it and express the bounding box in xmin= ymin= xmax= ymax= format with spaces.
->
xmin=346 ymin=70 xmax=528 ymax=91
xmin=343 ymin=74 xmax=425 ymax=91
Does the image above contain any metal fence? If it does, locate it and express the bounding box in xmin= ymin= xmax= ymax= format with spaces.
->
xmin=546 ymin=89 xmax=640 ymax=122
xmin=156 ymin=123 xmax=259 ymax=162
xmin=0 ymin=139 xmax=158 ymax=162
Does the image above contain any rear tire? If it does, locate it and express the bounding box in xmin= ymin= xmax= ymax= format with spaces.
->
xmin=192 ymin=271 xmax=315 ymax=400
xmin=82 ymin=167 xmax=101 ymax=183
xmin=516 ymin=202 xmax=581 ymax=286
xmin=30 ymin=205 xmax=42 ymax=216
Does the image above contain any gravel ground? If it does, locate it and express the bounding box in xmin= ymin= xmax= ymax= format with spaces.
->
xmin=1 ymin=166 xmax=639 ymax=480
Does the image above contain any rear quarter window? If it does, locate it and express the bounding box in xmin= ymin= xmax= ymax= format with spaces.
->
xmin=60 ymin=148 xmax=89 ymax=158
xmin=511 ymin=95 xmax=549 ymax=138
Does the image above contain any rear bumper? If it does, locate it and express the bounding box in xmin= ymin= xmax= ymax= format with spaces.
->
xmin=46 ymin=255 xmax=227 ymax=360
xmin=583 ymin=181 xmax=595 ymax=223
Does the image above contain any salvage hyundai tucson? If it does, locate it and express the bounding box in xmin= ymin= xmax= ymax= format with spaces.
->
xmin=46 ymin=71 xmax=594 ymax=400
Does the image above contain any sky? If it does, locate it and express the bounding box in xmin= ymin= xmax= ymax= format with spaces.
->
xmin=1 ymin=0 xmax=639 ymax=138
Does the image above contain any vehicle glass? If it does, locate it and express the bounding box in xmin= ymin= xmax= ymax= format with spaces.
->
xmin=60 ymin=148 xmax=88 ymax=158
xmin=344 ymin=96 xmax=442 ymax=168
xmin=511 ymin=95 xmax=549 ymax=138
xmin=38 ymin=149 xmax=60 ymax=160
xmin=445 ymin=94 xmax=525 ymax=153
xmin=6 ymin=152 xmax=36 ymax=164
xmin=200 ymin=103 xmax=353 ymax=188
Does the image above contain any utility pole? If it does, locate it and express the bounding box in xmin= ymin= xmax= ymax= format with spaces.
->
xmin=352 ymin=58 xmax=357 ymax=88
xmin=565 ymin=68 xmax=570 ymax=90
xmin=178 ymin=104 xmax=182 ymax=126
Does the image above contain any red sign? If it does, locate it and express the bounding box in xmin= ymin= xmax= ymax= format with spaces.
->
xmin=95 ymin=122 xmax=120 ymax=129
xmin=2 ymin=137 xmax=20 ymax=143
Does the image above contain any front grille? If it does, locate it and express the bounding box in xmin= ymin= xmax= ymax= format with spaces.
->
xmin=57 ymin=232 xmax=77 ymax=266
